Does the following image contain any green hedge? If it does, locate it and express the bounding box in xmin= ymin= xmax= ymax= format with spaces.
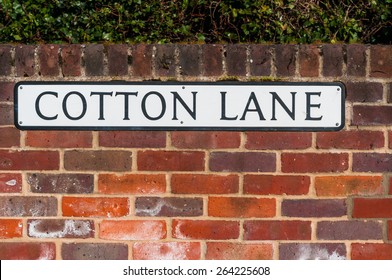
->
xmin=0 ymin=0 xmax=391 ymax=44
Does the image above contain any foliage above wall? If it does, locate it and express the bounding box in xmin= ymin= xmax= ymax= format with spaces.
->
xmin=0 ymin=0 xmax=391 ymax=44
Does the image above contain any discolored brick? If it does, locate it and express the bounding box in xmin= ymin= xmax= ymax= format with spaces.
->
xmin=206 ymin=242 xmax=273 ymax=260
xmin=133 ymin=242 xmax=201 ymax=260
xmin=353 ymin=153 xmax=392 ymax=172
xmin=62 ymin=243 xmax=128 ymax=260
xmin=208 ymin=197 xmax=275 ymax=218
xmin=136 ymin=197 xmax=203 ymax=217
xmin=347 ymin=44 xmax=367 ymax=76
xmin=28 ymin=219 xmax=94 ymax=238
xmin=0 ymin=174 xmax=22 ymax=193
xmin=61 ymin=45 xmax=81 ymax=76
xmin=84 ymin=44 xmax=104 ymax=76
xmin=0 ymin=242 xmax=56 ymax=260
xmin=249 ymin=44 xmax=272 ymax=76
xmin=62 ymin=197 xmax=129 ymax=218
xmin=275 ymin=45 xmax=296 ymax=76
xmin=0 ymin=103 xmax=13 ymax=125
xmin=209 ymin=152 xmax=276 ymax=172
xmin=317 ymin=221 xmax=383 ymax=240
xmin=280 ymin=243 xmax=346 ymax=260
xmin=15 ymin=45 xmax=35 ymax=77
xmin=0 ymin=219 xmax=23 ymax=238
xmin=107 ymin=44 xmax=128 ymax=76
xmin=155 ymin=44 xmax=176 ymax=76
xmin=0 ymin=45 xmax=12 ymax=76
xmin=131 ymin=44 xmax=153 ymax=77
xmin=38 ymin=44 xmax=59 ymax=76
xmin=138 ymin=150 xmax=205 ymax=171
xmin=179 ymin=44 xmax=200 ymax=76
xmin=100 ymin=220 xmax=166 ymax=240
xmin=28 ymin=173 xmax=94 ymax=194
xmin=0 ymin=196 xmax=57 ymax=217
xmin=322 ymin=44 xmax=343 ymax=77
xmin=282 ymin=199 xmax=346 ymax=217
xmin=64 ymin=150 xmax=131 ymax=171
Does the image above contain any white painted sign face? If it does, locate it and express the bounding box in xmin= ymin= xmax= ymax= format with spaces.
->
xmin=14 ymin=82 xmax=345 ymax=131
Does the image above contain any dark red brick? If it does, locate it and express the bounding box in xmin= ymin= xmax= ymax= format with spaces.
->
xmin=0 ymin=45 xmax=12 ymax=76
xmin=155 ymin=44 xmax=176 ymax=76
xmin=0 ymin=150 xmax=59 ymax=171
xmin=61 ymin=44 xmax=81 ymax=76
xmin=345 ymin=82 xmax=383 ymax=103
xmin=244 ymin=175 xmax=310 ymax=195
xmin=0 ymin=127 xmax=20 ymax=148
xmin=38 ymin=44 xmax=59 ymax=76
xmin=171 ymin=131 xmax=240 ymax=149
xmin=249 ymin=44 xmax=272 ymax=76
xmin=226 ymin=44 xmax=247 ymax=76
xmin=0 ymin=196 xmax=57 ymax=217
xmin=322 ymin=44 xmax=343 ymax=77
xmin=0 ymin=242 xmax=56 ymax=260
xmin=347 ymin=44 xmax=367 ymax=76
xmin=370 ymin=45 xmax=392 ymax=78
xmin=84 ymin=44 xmax=104 ymax=76
xmin=131 ymin=44 xmax=153 ymax=77
xmin=0 ymin=103 xmax=13 ymax=125
xmin=282 ymin=153 xmax=348 ymax=173
xmin=202 ymin=44 xmax=223 ymax=76
xmin=299 ymin=45 xmax=320 ymax=77
xmin=99 ymin=131 xmax=166 ymax=148
xmin=246 ymin=132 xmax=312 ymax=150
xmin=282 ymin=199 xmax=346 ymax=217
xmin=316 ymin=131 xmax=384 ymax=150
xmin=275 ymin=45 xmax=297 ymax=77
xmin=133 ymin=242 xmax=201 ymax=260
xmin=26 ymin=131 xmax=92 ymax=148
xmin=62 ymin=243 xmax=128 ymax=260
xmin=64 ymin=150 xmax=131 ymax=171
xmin=244 ymin=220 xmax=311 ymax=240
xmin=353 ymin=153 xmax=392 ymax=172
xmin=352 ymin=198 xmax=392 ymax=218
xmin=317 ymin=221 xmax=383 ymax=240
xmin=107 ymin=44 xmax=128 ymax=76
xmin=179 ymin=44 xmax=200 ymax=76
xmin=209 ymin=152 xmax=276 ymax=172
xmin=28 ymin=219 xmax=94 ymax=238
xmin=136 ymin=197 xmax=203 ymax=217
xmin=388 ymin=221 xmax=392 ymax=240
xmin=138 ymin=150 xmax=205 ymax=171
xmin=27 ymin=173 xmax=93 ymax=193
xmin=15 ymin=45 xmax=35 ymax=77
xmin=352 ymin=243 xmax=392 ymax=260
xmin=353 ymin=105 xmax=392 ymax=125
xmin=171 ymin=174 xmax=239 ymax=194
xmin=0 ymin=173 xmax=22 ymax=193
xmin=206 ymin=242 xmax=273 ymax=260
xmin=0 ymin=81 xmax=14 ymax=102
xmin=280 ymin=243 xmax=346 ymax=260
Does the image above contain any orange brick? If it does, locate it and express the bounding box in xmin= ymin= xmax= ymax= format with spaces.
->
xmin=172 ymin=220 xmax=239 ymax=240
xmin=0 ymin=219 xmax=23 ymax=238
xmin=315 ymin=176 xmax=383 ymax=196
xmin=26 ymin=131 xmax=92 ymax=148
xmin=206 ymin=242 xmax=273 ymax=260
xmin=171 ymin=174 xmax=239 ymax=194
xmin=352 ymin=243 xmax=392 ymax=260
xmin=62 ymin=197 xmax=129 ymax=217
xmin=98 ymin=174 xmax=166 ymax=194
xmin=208 ymin=197 xmax=275 ymax=218
xmin=100 ymin=220 xmax=166 ymax=240
xmin=133 ymin=242 xmax=201 ymax=260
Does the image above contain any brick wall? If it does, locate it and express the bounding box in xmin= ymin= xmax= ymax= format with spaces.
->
xmin=0 ymin=43 xmax=391 ymax=260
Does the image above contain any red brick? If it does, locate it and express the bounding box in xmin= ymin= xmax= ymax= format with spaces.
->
xmin=179 ymin=44 xmax=200 ymax=76
xmin=347 ymin=44 xmax=367 ymax=77
xmin=62 ymin=243 xmax=127 ymax=260
xmin=352 ymin=198 xmax=392 ymax=218
xmin=353 ymin=105 xmax=392 ymax=125
xmin=0 ymin=103 xmax=13 ymax=125
xmin=98 ymin=174 xmax=166 ymax=194
xmin=171 ymin=174 xmax=239 ymax=194
xmin=299 ymin=45 xmax=320 ymax=77
xmin=317 ymin=130 xmax=384 ymax=150
xmin=281 ymin=153 xmax=348 ymax=173
xmin=244 ymin=220 xmax=311 ymax=240
xmin=226 ymin=44 xmax=247 ymax=76
xmin=26 ymin=131 xmax=92 ymax=148
xmin=99 ymin=131 xmax=165 ymax=148
xmin=38 ymin=44 xmax=59 ymax=76
xmin=210 ymin=152 xmax=276 ymax=172
xmin=244 ymin=175 xmax=309 ymax=195
xmin=133 ymin=242 xmax=201 ymax=260
xmin=0 ymin=196 xmax=57 ymax=217
xmin=0 ymin=173 xmax=22 ymax=193
xmin=136 ymin=197 xmax=203 ymax=217
xmin=0 ymin=219 xmax=23 ymax=238
xmin=64 ymin=150 xmax=131 ymax=171
xmin=84 ymin=44 xmax=104 ymax=76
xmin=171 ymin=131 xmax=240 ymax=149
xmin=322 ymin=44 xmax=343 ymax=77
xmin=315 ymin=176 xmax=383 ymax=197
xmin=131 ymin=44 xmax=153 ymax=77
xmin=282 ymin=199 xmax=346 ymax=217
xmin=388 ymin=221 xmax=392 ymax=240
xmin=246 ymin=132 xmax=312 ymax=150
xmin=28 ymin=173 xmax=94 ymax=194
xmin=28 ymin=219 xmax=94 ymax=238
xmin=62 ymin=197 xmax=129 ymax=217
xmin=370 ymin=45 xmax=392 ymax=78
xmin=0 ymin=45 xmax=12 ymax=76
xmin=390 ymin=131 xmax=392 ymax=148
xmin=15 ymin=45 xmax=35 ymax=77
xmin=280 ymin=243 xmax=346 ymax=260
xmin=100 ymin=220 xmax=166 ymax=240
xmin=275 ymin=45 xmax=297 ymax=76
xmin=61 ymin=45 xmax=81 ymax=76
xmin=208 ymin=197 xmax=275 ymax=218
xmin=352 ymin=243 xmax=392 ymax=260
xmin=0 ymin=81 xmax=14 ymax=102
xmin=353 ymin=153 xmax=392 ymax=172
xmin=138 ymin=150 xmax=205 ymax=171
xmin=172 ymin=220 xmax=239 ymax=240
xmin=155 ymin=44 xmax=176 ymax=76
xmin=202 ymin=44 xmax=223 ymax=76
xmin=345 ymin=82 xmax=383 ymax=103
xmin=317 ymin=221 xmax=383 ymax=240
xmin=0 ymin=127 xmax=20 ymax=148
xmin=0 ymin=242 xmax=56 ymax=260
xmin=107 ymin=44 xmax=128 ymax=76
xmin=0 ymin=151 xmax=59 ymax=171
xmin=249 ymin=44 xmax=272 ymax=76
xmin=206 ymin=242 xmax=273 ymax=260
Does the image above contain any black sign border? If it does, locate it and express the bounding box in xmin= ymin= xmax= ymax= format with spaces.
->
xmin=14 ymin=81 xmax=346 ymax=131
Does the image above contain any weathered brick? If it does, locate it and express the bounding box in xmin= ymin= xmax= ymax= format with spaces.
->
xmin=171 ymin=174 xmax=239 ymax=194
xmin=0 ymin=242 xmax=56 ymax=260
xmin=0 ymin=173 xmax=22 ymax=193
xmin=100 ymin=220 xmax=166 ymax=240
xmin=317 ymin=221 xmax=383 ymax=240
xmin=280 ymin=243 xmax=346 ymax=260
xmin=347 ymin=44 xmax=367 ymax=76
xmin=244 ymin=175 xmax=310 ymax=195
xmin=131 ymin=44 xmax=153 ymax=77
xmin=345 ymin=82 xmax=383 ymax=103
xmin=0 ymin=219 xmax=23 ymax=238
xmin=389 ymin=131 xmax=392 ymax=148
xmin=0 ymin=81 xmax=14 ymax=102
xmin=353 ymin=153 xmax=392 ymax=172
xmin=299 ymin=45 xmax=320 ymax=77
xmin=172 ymin=219 xmax=239 ymax=240
xmin=61 ymin=45 xmax=81 ymax=76
xmin=0 ymin=151 xmax=59 ymax=171
xmin=62 ymin=243 xmax=128 ymax=260
xmin=202 ymin=44 xmax=223 ymax=76
xmin=28 ymin=173 xmax=94 ymax=194
xmin=246 ymin=132 xmax=312 ymax=150
xmin=209 ymin=152 xmax=276 ymax=172
xmin=171 ymin=131 xmax=240 ymax=149
xmin=352 ymin=198 xmax=392 ymax=218
xmin=206 ymin=242 xmax=273 ymax=260
xmin=281 ymin=153 xmax=348 ymax=173
xmin=155 ymin=44 xmax=176 ymax=76
xmin=249 ymin=44 xmax=272 ymax=76
xmin=98 ymin=174 xmax=166 ymax=194
xmin=84 ymin=44 xmax=104 ymax=76
xmin=389 ymin=83 xmax=392 ymax=103
xmin=226 ymin=44 xmax=247 ymax=76
xmin=370 ymin=45 xmax=392 ymax=78
xmin=62 ymin=197 xmax=129 ymax=217
xmin=388 ymin=221 xmax=392 ymax=240
xmin=316 ymin=131 xmax=384 ymax=150
xmin=26 ymin=131 xmax=92 ymax=148
xmin=0 ymin=127 xmax=20 ymax=148
xmin=0 ymin=196 xmax=57 ymax=217
xmin=352 ymin=243 xmax=392 ymax=260
xmin=15 ymin=45 xmax=35 ymax=77
xmin=38 ymin=44 xmax=59 ymax=76
xmin=136 ymin=197 xmax=203 ymax=217
xmin=0 ymin=45 xmax=12 ymax=76
xmin=179 ymin=44 xmax=200 ymax=76
xmin=138 ymin=151 xmax=205 ymax=171
xmin=244 ymin=220 xmax=311 ymax=240
xmin=99 ymin=131 xmax=165 ymax=148
xmin=353 ymin=106 xmax=392 ymax=125
xmin=275 ymin=45 xmax=296 ymax=76
xmin=28 ymin=219 xmax=94 ymax=238
xmin=282 ymin=199 xmax=346 ymax=217
xmin=107 ymin=44 xmax=128 ymax=76
xmin=133 ymin=242 xmax=201 ymax=260
xmin=64 ymin=150 xmax=131 ymax=171
xmin=322 ymin=44 xmax=343 ymax=77
xmin=208 ymin=197 xmax=275 ymax=218
xmin=315 ymin=176 xmax=383 ymax=197
xmin=0 ymin=103 xmax=13 ymax=125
